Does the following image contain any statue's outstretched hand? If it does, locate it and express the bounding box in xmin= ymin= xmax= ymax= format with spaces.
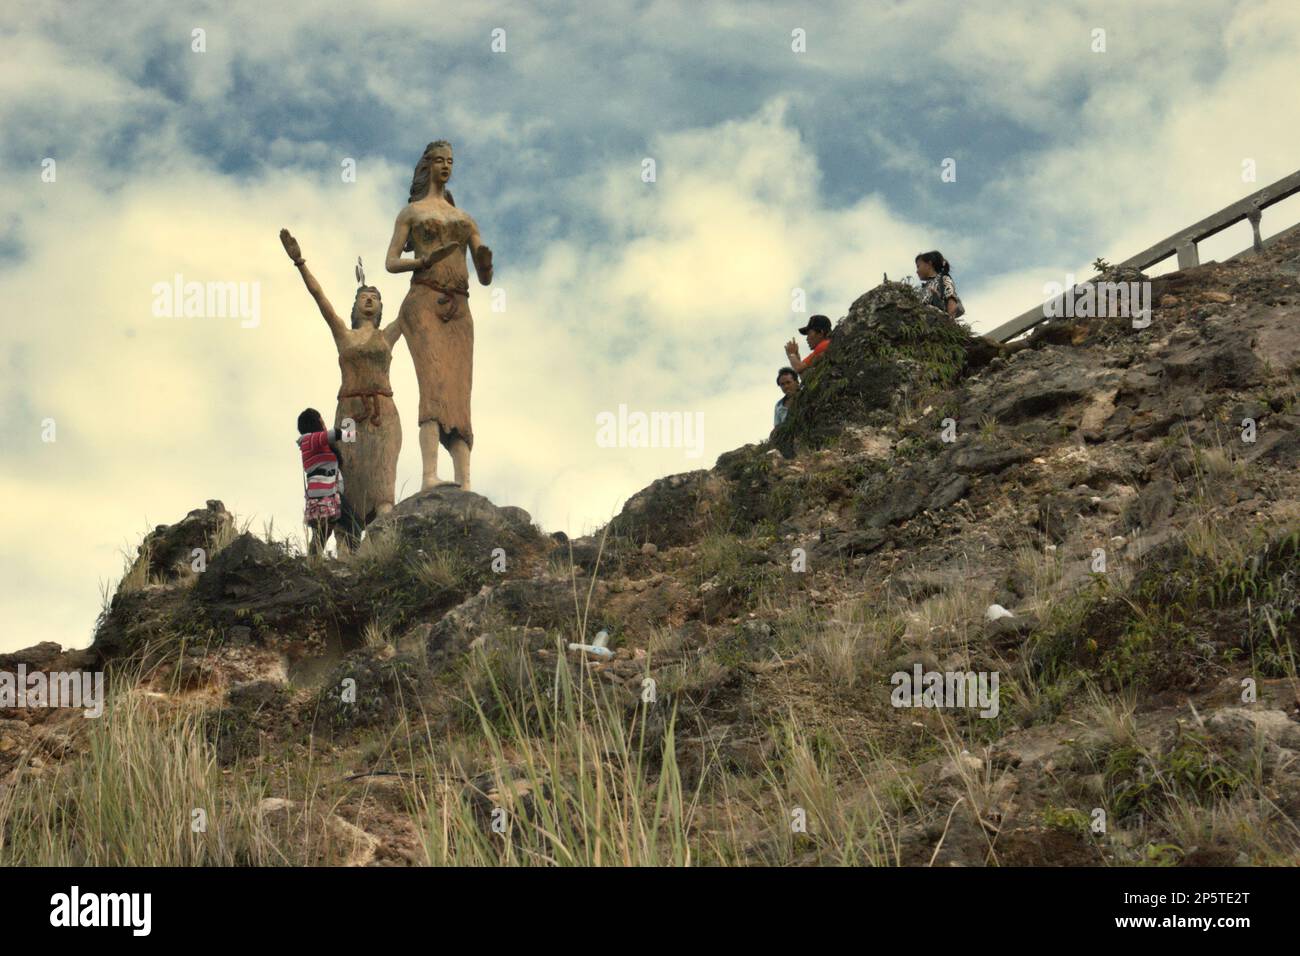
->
xmin=280 ymin=229 xmax=303 ymax=264
xmin=474 ymin=244 xmax=493 ymax=284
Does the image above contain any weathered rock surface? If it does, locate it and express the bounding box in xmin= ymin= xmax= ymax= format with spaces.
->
xmin=129 ymin=499 xmax=234 ymax=583
xmin=372 ymin=486 xmax=545 ymax=569
xmin=193 ymin=532 xmax=329 ymax=632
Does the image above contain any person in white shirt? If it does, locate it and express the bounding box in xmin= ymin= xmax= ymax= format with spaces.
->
xmin=915 ymin=251 xmax=964 ymax=319
xmin=773 ymin=366 xmax=799 ymax=428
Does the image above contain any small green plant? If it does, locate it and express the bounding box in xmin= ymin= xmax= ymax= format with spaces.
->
xmin=1042 ymin=804 xmax=1091 ymax=836
xmin=1103 ymin=733 xmax=1246 ymax=827
xmin=1142 ymin=843 xmax=1184 ymax=866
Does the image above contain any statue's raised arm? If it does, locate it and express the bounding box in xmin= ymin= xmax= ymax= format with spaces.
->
xmin=281 ymin=228 xmax=347 ymax=344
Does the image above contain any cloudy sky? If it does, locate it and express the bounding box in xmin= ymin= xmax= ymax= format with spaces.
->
xmin=3 ymin=0 xmax=1299 ymax=653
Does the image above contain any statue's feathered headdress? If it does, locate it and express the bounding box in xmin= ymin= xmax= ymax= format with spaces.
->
xmin=355 ymin=257 xmax=366 ymax=288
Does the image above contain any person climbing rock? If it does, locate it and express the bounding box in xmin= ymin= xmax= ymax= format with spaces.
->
xmin=915 ymin=250 xmax=965 ymax=319
xmin=773 ymin=366 xmax=799 ymax=428
xmin=785 ymin=314 xmax=832 ymax=374
xmin=296 ymin=408 xmax=348 ymax=556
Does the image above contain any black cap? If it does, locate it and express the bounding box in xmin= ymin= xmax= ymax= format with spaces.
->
xmin=798 ymin=314 xmax=831 ymax=335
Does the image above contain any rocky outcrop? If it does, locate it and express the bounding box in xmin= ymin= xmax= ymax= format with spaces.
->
xmin=371 ymin=486 xmax=545 ymax=570
xmin=193 ymin=533 xmax=329 ymax=629
xmin=609 ymin=470 xmax=725 ymax=548
xmin=772 ymin=281 xmax=972 ymax=452
xmin=129 ymin=499 xmax=234 ymax=583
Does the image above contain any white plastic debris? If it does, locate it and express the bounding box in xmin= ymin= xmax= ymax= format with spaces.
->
xmin=985 ymin=604 xmax=1015 ymax=622
xmin=568 ymin=629 xmax=614 ymax=658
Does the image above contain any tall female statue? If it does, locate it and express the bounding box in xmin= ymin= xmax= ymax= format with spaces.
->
xmin=385 ymin=140 xmax=493 ymax=490
xmin=281 ymin=229 xmax=403 ymax=533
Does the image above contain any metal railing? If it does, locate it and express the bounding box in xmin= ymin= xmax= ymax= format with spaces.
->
xmin=989 ymin=169 xmax=1300 ymax=343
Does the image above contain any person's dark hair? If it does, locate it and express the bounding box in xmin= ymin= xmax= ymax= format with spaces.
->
xmin=350 ymin=286 xmax=383 ymax=329
xmin=405 ymin=141 xmax=458 ymax=254
xmin=915 ymin=251 xmax=951 ymax=276
xmin=297 ymin=408 xmax=326 ymax=435
xmin=776 ymin=366 xmax=799 ymax=385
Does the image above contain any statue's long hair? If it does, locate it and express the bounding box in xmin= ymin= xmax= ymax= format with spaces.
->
xmin=404 ymin=141 xmax=456 ymax=252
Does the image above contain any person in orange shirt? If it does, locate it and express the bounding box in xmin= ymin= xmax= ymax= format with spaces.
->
xmin=785 ymin=314 xmax=831 ymax=374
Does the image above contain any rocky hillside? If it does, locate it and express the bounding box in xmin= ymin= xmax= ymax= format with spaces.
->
xmin=4 ymin=232 xmax=1300 ymax=866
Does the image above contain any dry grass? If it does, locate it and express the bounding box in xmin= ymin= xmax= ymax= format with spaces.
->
xmin=1157 ymin=794 xmax=1300 ymax=865
xmin=906 ymin=580 xmax=992 ymax=664
xmin=1081 ymin=684 xmax=1138 ymax=748
xmin=931 ymin=719 xmax=1003 ymax=865
xmin=1013 ymin=543 xmax=1064 ymax=615
xmin=361 ymin=620 xmax=392 ymax=651
xmin=806 ymin=599 xmax=901 ymax=692
xmin=0 ymin=686 xmax=289 ymax=865
xmin=412 ymin=642 xmax=703 ymax=865
xmin=351 ymin=524 xmax=401 ymax=566
xmin=411 ymin=549 xmax=463 ymax=590
xmin=753 ymin=718 xmax=921 ymax=865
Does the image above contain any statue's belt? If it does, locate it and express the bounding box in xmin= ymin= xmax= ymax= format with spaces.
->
xmin=411 ymin=275 xmax=470 ymax=322
xmin=337 ymin=389 xmax=394 ymax=426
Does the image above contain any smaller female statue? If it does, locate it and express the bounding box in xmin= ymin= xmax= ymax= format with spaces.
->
xmin=281 ymin=229 xmax=403 ymax=536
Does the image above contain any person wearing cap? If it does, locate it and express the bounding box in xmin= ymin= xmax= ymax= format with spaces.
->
xmin=785 ymin=314 xmax=832 ymax=374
